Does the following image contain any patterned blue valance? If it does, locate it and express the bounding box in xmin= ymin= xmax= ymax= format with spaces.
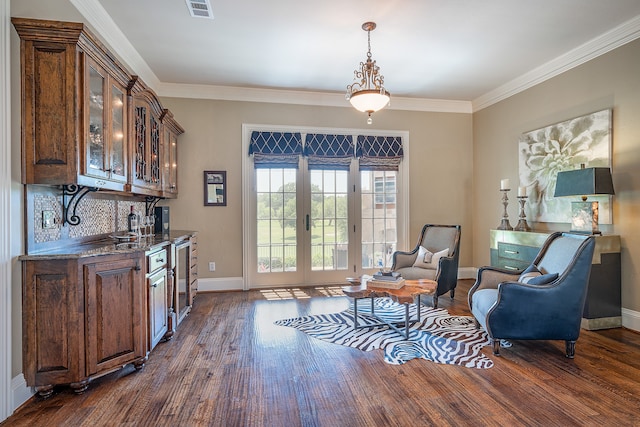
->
xmin=249 ymin=131 xmax=303 ymax=168
xmin=356 ymin=135 xmax=404 ymax=171
xmin=304 ymin=134 xmax=354 ymax=170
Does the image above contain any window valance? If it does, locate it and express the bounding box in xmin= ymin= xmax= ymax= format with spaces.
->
xmin=249 ymin=131 xmax=403 ymax=171
xmin=249 ymin=131 xmax=303 ymax=168
xmin=356 ymin=135 xmax=404 ymax=171
xmin=304 ymin=133 xmax=354 ymax=170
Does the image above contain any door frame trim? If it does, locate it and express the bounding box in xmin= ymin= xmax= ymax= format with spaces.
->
xmin=242 ymin=123 xmax=409 ymax=290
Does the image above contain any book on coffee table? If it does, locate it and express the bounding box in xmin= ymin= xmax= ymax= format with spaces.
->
xmin=368 ymin=277 xmax=406 ymax=289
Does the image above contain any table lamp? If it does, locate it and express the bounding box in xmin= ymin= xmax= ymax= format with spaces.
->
xmin=554 ymin=165 xmax=615 ymax=234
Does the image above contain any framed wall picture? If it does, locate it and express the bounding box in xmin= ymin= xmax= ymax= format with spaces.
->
xmin=204 ymin=171 xmax=227 ymax=206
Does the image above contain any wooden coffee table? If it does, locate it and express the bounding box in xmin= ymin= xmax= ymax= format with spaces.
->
xmin=341 ymin=279 xmax=437 ymax=340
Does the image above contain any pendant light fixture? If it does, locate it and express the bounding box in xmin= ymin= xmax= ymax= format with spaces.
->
xmin=346 ymin=22 xmax=390 ymax=124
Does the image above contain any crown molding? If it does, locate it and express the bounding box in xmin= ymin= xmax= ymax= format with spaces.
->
xmin=69 ymin=0 xmax=160 ymax=89
xmin=71 ymin=1 xmax=640 ymax=115
xmin=472 ymin=14 xmax=640 ymax=112
xmin=157 ymin=82 xmax=472 ymax=113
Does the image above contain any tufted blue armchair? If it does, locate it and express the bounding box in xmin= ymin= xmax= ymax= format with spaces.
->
xmin=392 ymin=224 xmax=461 ymax=308
xmin=468 ymin=232 xmax=595 ymax=358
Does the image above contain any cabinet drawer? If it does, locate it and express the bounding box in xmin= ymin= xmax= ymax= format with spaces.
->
xmin=497 ymin=242 xmax=538 ymax=262
xmin=147 ymin=248 xmax=168 ymax=273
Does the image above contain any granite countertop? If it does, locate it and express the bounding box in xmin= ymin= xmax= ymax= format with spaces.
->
xmin=20 ymin=230 xmax=197 ymax=260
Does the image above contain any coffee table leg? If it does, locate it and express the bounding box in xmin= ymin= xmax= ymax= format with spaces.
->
xmin=353 ymin=298 xmax=359 ymax=330
xmin=417 ymin=294 xmax=421 ymax=323
xmin=405 ymin=303 xmax=410 ymax=339
xmin=370 ymin=296 xmax=375 ymax=316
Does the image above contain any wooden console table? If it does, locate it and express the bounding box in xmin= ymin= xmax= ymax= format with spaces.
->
xmin=490 ymin=229 xmax=621 ymax=330
xmin=342 ymin=279 xmax=436 ymax=339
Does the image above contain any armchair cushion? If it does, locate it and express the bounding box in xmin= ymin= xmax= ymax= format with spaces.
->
xmin=528 ymin=273 xmax=559 ymax=286
xmin=519 ymin=264 xmax=542 ymax=283
xmin=412 ymin=247 xmax=448 ymax=269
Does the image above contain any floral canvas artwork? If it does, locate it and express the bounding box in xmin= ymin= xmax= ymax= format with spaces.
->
xmin=518 ymin=109 xmax=612 ymax=224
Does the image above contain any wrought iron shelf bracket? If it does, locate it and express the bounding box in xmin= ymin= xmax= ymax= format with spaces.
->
xmin=145 ymin=196 xmax=163 ymax=216
xmin=62 ymin=184 xmax=98 ymax=226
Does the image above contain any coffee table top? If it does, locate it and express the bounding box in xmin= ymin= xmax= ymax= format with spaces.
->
xmin=342 ymin=279 xmax=437 ymax=305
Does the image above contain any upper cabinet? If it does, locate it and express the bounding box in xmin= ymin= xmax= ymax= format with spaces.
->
xmin=161 ymin=109 xmax=184 ymax=198
xmin=128 ymin=77 xmax=164 ymax=196
xmin=12 ymin=18 xmax=183 ymax=198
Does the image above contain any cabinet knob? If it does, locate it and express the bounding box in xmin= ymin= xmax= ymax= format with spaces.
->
xmin=134 ymin=263 xmax=141 ymax=271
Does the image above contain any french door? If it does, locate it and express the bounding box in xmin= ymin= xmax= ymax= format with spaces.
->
xmin=253 ymin=165 xmax=353 ymax=287
xmin=243 ymin=126 xmax=408 ymax=289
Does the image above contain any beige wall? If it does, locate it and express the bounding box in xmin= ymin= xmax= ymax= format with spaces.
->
xmin=473 ymin=38 xmax=640 ymax=313
xmin=159 ymin=97 xmax=474 ymax=280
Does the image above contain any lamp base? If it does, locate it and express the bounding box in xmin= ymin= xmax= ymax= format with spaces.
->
xmin=570 ymin=201 xmax=601 ymax=235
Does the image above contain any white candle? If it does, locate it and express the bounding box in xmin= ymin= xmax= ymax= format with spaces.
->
xmin=518 ymin=186 xmax=527 ymax=197
xmin=500 ymin=179 xmax=510 ymax=190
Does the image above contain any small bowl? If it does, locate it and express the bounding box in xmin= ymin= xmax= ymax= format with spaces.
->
xmin=345 ymin=277 xmax=361 ymax=286
xmin=109 ymin=232 xmax=137 ymax=242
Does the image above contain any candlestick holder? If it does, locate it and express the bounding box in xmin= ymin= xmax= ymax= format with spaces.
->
xmin=514 ymin=196 xmax=531 ymax=232
xmin=497 ymin=189 xmax=513 ymax=230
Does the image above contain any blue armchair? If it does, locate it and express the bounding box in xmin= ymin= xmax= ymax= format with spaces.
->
xmin=392 ymin=224 xmax=461 ymax=308
xmin=468 ymin=232 xmax=595 ymax=358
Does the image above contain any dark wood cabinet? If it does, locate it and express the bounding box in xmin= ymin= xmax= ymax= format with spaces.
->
xmin=22 ymin=253 xmax=147 ymax=398
xmin=128 ymin=78 xmax=164 ymax=196
xmin=161 ymin=109 xmax=184 ymax=198
xmin=13 ymin=18 xmax=183 ymax=198
xmin=146 ymin=246 xmax=169 ymax=350
xmin=12 ymin=18 xmax=131 ymax=191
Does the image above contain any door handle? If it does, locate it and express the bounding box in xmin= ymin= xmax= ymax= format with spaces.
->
xmin=305 ymin=214 xmax=309 ymax=231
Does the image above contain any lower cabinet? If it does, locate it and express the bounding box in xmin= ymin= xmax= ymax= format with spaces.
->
xmin=22 ymin=253 xmax=147 ymax=398
xmin=147 ymin=246 xmax=169 ymax=350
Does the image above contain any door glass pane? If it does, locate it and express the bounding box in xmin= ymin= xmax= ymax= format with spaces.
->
xmin=88 ymin=66 xmax=105 ymax=172
xmin=111 ymin=85 xmax=125 ymax=177
xmin=361 ymin=171 xmax=398 ymax=269
xmin=256 ymin=168 xmax=297 ymax=273
xmin=310 ymin=170 xmax=349 ymax=271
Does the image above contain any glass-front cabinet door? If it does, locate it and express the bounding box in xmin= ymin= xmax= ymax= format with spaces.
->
xmin=84 ymin=58 xmax=128 ymax=186
xmin=87 ymin=63 xmax=106 ymax=177
xmin=109 ymin=84 xmax=126 ymax=182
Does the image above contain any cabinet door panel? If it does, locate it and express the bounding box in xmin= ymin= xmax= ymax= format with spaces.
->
xmin=87 ymin=63 xmax=106 ymax=176
xmin=84 ymin=257 xmax=145 ymax=376
xmin=148 ymin=268 xmax=168 ymax=350
xmin=23 ymin=260 xmax=82 ymax=387
xmin=110 ymin=84 xmax=127 ymax=181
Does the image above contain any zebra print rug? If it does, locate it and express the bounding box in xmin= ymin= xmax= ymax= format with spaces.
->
xmin=275 ymin=298 xmax=502 ymax=368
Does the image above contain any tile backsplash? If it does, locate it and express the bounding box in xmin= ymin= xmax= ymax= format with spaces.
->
xmin=30 ymin=186 xmax=147 ymax=250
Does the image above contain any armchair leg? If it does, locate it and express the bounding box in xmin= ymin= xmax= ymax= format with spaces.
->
xmin=432 ymin=295 xmax=438 ymax=309
xmin=450 ymin=288 xmax=455 ymax=299
xmin=565 ymin=340 xmax=576 ymax=359
xmin=492 ymin=340 xmax=501 ymax=356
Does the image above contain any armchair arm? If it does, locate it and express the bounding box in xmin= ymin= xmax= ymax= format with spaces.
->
xmin=468 ymin=266 xmax=521 ymax=308
xmin=392 ymin=249 xmax=419 ymax=269
xmin=487 ymin=280 xmax=583 ymax=341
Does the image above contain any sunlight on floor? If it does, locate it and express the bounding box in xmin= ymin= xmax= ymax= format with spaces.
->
xmin=259 ymin=286 xmax=345 ymax=300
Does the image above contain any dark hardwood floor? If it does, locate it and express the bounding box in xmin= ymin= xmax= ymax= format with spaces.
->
xmin=4 ymin=279 xmax=640 ymax=426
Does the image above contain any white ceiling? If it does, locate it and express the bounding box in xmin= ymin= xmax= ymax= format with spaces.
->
xmin=76 ymin=0 xmax=640 ymax=111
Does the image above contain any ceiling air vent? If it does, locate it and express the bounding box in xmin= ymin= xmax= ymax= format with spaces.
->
xmin=185 ymin=0 xmax=214 ymax=19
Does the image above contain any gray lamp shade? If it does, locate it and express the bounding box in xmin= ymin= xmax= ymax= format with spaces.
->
xmin=554 ymin=167 xmax=615 ymax=197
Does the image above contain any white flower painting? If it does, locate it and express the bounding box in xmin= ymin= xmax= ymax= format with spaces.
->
xmin=518 ymin=109 xmax=612 ymax=224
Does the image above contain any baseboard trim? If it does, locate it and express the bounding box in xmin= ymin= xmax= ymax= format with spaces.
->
xmin=622 ymin=307 xmax=640 ymax=332
xmin=458 ymin=267 xmax=477 ymax=280
xmin=197 ymin=277 xmax=244 ymax=292
xmin=11 ymin=374 xmax=33 ymax=414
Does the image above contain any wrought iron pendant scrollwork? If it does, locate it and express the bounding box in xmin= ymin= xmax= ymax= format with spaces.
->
xmin=62 ymin=185 xmax=98 ymax=226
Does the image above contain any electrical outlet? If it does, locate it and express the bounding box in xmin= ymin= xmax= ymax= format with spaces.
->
xmin=42 ymin=210 xmax=55 ymax=229
xmin=209 ymin=262 xmax=216 ymax=272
